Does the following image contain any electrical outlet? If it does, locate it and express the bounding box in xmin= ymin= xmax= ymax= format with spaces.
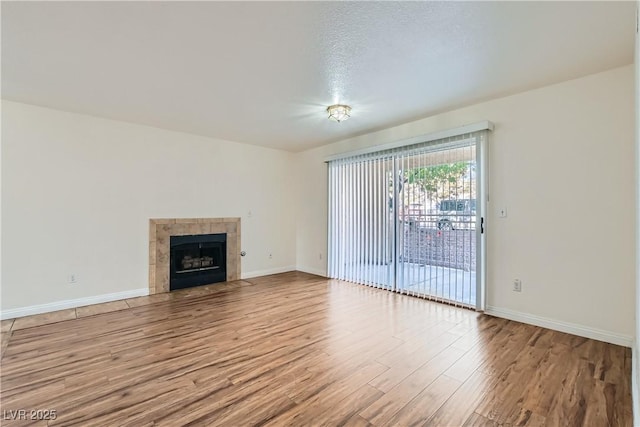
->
xmin=68 ymin=274 xmax=78 ymax=284
xmin=513 ymin=279 xmax=522 ymax=292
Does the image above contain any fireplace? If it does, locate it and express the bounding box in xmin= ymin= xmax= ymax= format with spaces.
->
xmin=170 ymin=233 xmax=227 ymax=290
xmin=149 ymin=218 xmax=240 ymax=295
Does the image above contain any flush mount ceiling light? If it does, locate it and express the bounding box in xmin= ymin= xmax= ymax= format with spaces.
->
xmin=326 ymin=104 xmax=352 ymax=122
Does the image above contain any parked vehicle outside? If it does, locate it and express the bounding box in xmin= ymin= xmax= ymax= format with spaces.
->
xmin=437 ymin=199 xmax=476 ymax=230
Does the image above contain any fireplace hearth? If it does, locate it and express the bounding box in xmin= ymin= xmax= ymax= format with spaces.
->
xmin=170 ymin=233 xmax=226 ymax=290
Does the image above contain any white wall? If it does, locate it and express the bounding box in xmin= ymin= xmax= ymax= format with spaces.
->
xmin=296 ymin=65 xmax=635 ymax=344
xmin=1 ymin=101 xmax=296 ymax=312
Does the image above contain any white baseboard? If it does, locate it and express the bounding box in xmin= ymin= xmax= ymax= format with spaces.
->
xmin=295 ymin=266 xmax=327 ymax=277
xmin=1 ymin=288 xmax=149 ymax=320
xmin=633 ymin=346 xmax=640 ymax=427
xmin=485 ymin=305 xmax=633 ymax=348
xmin=241 ymin=266 xmax=296 ymax=280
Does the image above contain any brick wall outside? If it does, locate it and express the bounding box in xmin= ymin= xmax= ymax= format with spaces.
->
xmin=402 ymin=226 xmax=476 ymax=271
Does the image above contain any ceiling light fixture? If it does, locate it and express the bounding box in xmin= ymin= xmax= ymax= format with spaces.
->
xmin=326 ymin=104 xmax=352 ymax=122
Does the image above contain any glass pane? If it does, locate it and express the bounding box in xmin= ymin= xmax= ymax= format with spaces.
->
xmin=396 ymin=144 xmax=477 ymax=306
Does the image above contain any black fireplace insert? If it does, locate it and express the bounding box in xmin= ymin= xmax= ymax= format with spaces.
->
xmin=170 ymin=233 xmax=226 ymax=291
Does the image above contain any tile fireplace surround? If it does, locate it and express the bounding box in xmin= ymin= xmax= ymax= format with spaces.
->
xmin=149 ymin=218 xmax=241 ymax=294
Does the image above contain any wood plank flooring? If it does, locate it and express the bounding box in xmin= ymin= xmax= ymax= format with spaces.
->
xmin=0 ymin=272 xmax=632 ymax=426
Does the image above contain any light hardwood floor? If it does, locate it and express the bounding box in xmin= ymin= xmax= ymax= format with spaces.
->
xmin=0 ymin=272 xmax=632 ymax=426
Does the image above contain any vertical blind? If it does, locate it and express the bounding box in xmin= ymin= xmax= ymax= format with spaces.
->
xmin=328 ymin=131 xmax=486 ymax=309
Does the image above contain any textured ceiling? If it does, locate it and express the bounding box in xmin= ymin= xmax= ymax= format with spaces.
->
xmin=2 ymin=1 xmax=635 ymax=152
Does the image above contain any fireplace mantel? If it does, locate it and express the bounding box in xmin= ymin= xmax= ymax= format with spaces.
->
xmin=149 ymin=218 xmax=241 ymax=294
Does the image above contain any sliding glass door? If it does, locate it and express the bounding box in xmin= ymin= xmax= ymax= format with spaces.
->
xmin=328 ymin=130 xmax=487 ymax=310
xmin=396 ymin=142 xmax=478 ymax=306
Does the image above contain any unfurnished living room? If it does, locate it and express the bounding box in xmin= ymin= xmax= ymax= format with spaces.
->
xmin=1 ymin=1 xmax=639 ymax=426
